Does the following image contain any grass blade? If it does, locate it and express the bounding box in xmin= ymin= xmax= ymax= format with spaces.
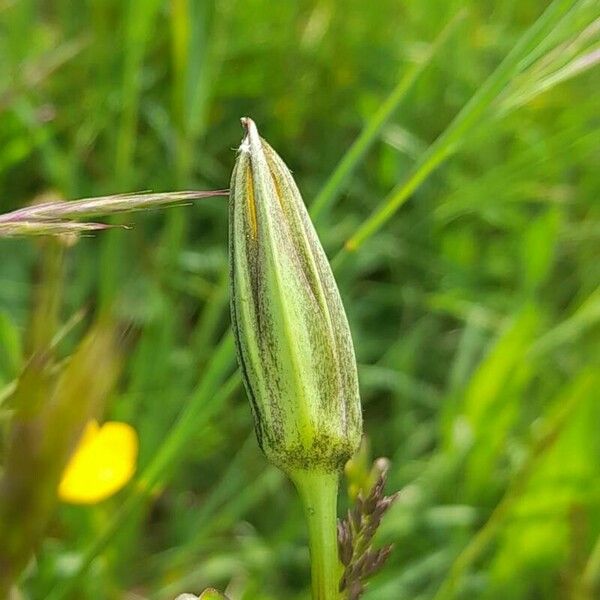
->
xmin=433 ymin=370 xmax=598 ymax=600
xmin=309 ymin=9 xmax=466 ymax=222
xmin=46 ymin=333 xmax=235 ymax=600
xmin=339 ymin=0 xmax=580 ymax=258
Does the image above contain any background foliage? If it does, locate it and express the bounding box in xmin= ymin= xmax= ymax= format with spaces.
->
xmin=0 ymin=0 xmax=599 ymax=598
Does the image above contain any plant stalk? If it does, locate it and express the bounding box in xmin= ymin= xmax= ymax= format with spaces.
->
xmin=291 ymin=470 xmax=341 ymax=600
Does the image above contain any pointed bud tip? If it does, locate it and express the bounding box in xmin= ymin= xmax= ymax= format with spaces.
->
xmin=240 ymin=116 xmax=259 ymax=138
xmin=239 ymin=117 xmax=259 ymax=154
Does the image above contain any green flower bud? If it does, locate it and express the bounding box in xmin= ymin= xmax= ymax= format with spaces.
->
xmin=229 ymin=117 xmax=362 ymax=475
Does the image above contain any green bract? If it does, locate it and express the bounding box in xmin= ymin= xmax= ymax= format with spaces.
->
xmin=229 ymin=117 xmax=362 ymax=475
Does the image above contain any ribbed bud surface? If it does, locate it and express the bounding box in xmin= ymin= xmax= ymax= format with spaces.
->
xmin=229 ymin=117 xmax=362 ymax=474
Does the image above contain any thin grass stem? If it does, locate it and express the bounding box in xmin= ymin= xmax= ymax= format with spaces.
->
xmin=309 ymin=9 xmax=465 ymax=222
xmin=46 ymin=333 xmax=235 ymax=600
xmin=432 ymin=371 xmax=597 ymax=600
xmin=338 ymin=0 xmax=580 ymax=260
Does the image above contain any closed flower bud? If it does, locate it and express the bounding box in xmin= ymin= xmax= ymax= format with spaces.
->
xmin=229 ymin=117 xmax=362 ymax=476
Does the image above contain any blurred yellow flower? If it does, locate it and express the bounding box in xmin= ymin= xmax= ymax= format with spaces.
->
xmin=58 ymin=420 xmax=138 ymax=504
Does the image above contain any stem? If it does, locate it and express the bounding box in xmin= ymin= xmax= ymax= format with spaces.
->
xmin=308 ymin=9 xmax=465 ymax=222
xmin=28 ymin=240 xmax=64 ymax=354
xmin=433 ymin=372 xmax=595 ymax=600
xmin=291 ymin=470 xmax=341 ymax=600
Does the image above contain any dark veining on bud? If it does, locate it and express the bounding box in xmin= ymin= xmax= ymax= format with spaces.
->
xmin=229 ymin=117 xmax=362 ymax=475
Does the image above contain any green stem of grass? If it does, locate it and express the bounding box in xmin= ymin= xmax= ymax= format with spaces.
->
xmin=309 ymin=9 xmax=465 ymax=223
xmin=580 ymin=534 xmax=600 ymax=598
xmin=432 ymin=370 xmax=597 ymax=600
xmin=27 ymin=240 xmax=63 ymax=354
xmin=291 ymin=470 xmax=341 ymax=600
xmin=46 ymin=333 xmax=235 ymax=600
xmin=337 ymin=0 xmax=579 ymax=261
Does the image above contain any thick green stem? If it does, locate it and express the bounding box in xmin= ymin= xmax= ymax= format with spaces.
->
xmin=291 ymin=470 xmax=341 ymax=600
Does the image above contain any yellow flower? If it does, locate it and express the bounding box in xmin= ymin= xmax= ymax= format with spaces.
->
xmin=58 ymin=420 xmax=138 ymax=504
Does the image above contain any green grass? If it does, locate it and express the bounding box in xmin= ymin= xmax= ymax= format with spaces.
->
xmin=0 ymin=0 xmax=599 ymax=599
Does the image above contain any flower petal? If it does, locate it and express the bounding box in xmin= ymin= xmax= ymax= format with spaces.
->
xmin=58 ymin=421 xmax=138 ymax=505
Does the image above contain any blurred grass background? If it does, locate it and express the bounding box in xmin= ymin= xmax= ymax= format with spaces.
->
xmin=0 ymin=0 xmax=599 ymax=599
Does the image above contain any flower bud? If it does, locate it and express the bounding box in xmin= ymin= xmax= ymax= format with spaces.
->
xmin=229 ymin=117 xmax=362 ymax=475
